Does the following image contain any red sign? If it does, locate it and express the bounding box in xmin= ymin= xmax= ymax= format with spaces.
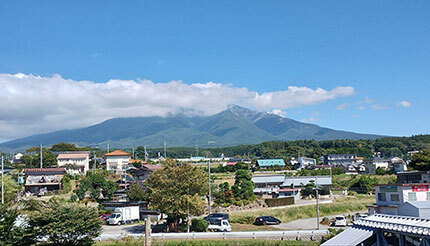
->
xmin=412 ymin=185 xmax=429 ymax=192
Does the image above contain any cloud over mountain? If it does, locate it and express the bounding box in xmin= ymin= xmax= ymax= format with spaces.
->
xmin=0 ymin=73 xmax=354 ymax=141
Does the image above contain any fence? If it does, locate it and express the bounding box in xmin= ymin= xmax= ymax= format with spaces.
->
xmin=97 ymin=230 xmax=329 ymax=241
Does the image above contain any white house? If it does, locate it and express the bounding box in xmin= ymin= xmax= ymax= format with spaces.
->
xmin=364 ymin=157 xmax=390 ymax=174
xmin=57 ymin=152 xmax=90 ymax=174
xmin=390 ymin=157 xmax=407 ymax=173
xmin=105 ymin=150 xmax=132 ymax=174
xmin=368 ymin=183 xmax=430 ymax=216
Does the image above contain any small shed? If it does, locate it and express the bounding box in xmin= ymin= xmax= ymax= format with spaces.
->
xmin=398 ymin=201 xmax=430 ymax=218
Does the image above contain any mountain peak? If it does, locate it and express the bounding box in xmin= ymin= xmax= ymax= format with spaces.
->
xmin=226 ymin=105 xmax=267 ymax=123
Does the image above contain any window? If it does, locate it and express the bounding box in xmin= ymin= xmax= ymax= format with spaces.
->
xmin=408 ymin=192 xmax=417 ymax=201
xmin=390 ymin=194 xmax=400 ymax=201
xmin=378 ymin=193 xmax=386 ymax=201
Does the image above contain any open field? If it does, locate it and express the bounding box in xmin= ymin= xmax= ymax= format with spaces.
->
xmin=229 ymin=195 xmax=374 ymax=224
xmin=97 ymin=238 xmax=320 ymax=246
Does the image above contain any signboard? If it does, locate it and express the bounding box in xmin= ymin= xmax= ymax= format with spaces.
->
xmin=412 ymin=185 xmax=429 ymax=192
xmin=379 ymin=186 xmax=398 ymax=192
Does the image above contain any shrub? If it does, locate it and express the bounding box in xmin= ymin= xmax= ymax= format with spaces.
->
xmin=347 ymin=190 xmax=357 ymax=196
xmin=190 ymin=218 xmax=208 ymax=232
xmin=70 ymin=194 xmax=77 ymax=202
xmin=264 ymin=197 xmax=294 ymax=207
xmin=320 ymin=217 xmax=330 ymax=225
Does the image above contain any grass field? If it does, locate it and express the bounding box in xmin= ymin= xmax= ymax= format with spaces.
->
xmin=97 ymin=238 xmax=320 ymax=246
xmin=229 ymin=195 xmax=374 ymax=224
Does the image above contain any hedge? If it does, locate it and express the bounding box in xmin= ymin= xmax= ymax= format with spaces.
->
xmin=264 ymin=197 xmax=294 ymax=207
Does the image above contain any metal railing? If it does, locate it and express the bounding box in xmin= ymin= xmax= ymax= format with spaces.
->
xmin=97 ymin=230 xmax=329 ymax=241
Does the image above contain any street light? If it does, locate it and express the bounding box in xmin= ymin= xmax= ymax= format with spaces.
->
xmin=314 ymin=176 xmax=320 ymax=230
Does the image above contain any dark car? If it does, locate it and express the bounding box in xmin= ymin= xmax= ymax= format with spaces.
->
xmin=204 ymin=213 xmax=229 ymax=221
xmin=254 ymin=216 xmax=281 ymax=225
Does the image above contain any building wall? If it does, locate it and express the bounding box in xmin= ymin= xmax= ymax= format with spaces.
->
xmin=106 ymin=156 xmax=131 ymax=173
xmin=57 ymin=156 xmax=89 ymax=173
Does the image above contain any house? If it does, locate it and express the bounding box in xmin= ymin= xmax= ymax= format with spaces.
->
xmin=128 ymin=164 xmax=162 ymax=187
xmin=389 ymin=157 xmax=407 ymax=173
xmin=291 ymin=157 xmax=317 ymax=170
xmin=256 ymin=159 xmax=285 ymax=169
xmin=252 ymin=174 xmax=332 ymax=201
xmin=23 ymin=168 xmax=66 ymax=195
xmin=281 ymin=176 xmax=332 ymax=189
xmin=324 ymin=182 xmax=430 ymax=246
xmin=368 ymin=183 xmax=430 ymax=215
xmin=57 ymin=151 xmax=90 ymax=174
xmin=225 ymin=162 xmax=237 ymax=166
xmin=364 ymin=157 xmax=390 ymax=174
xmin=397 ymin=171 xmax=430 ymax=184
xmin=323 ymin=154 xmax=357 ymax=167
xmin=252 ymin=175 xmax=285 ymax=195
xmin=105 ymin=150 xmax=132 ymax=174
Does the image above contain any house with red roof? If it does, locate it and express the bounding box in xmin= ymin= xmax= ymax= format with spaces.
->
xmin=105 ymin=150 xmax=132 ymax=174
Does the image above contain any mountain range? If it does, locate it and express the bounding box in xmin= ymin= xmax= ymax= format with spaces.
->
xmin=0 ymin=105 xmax=383 ymax=151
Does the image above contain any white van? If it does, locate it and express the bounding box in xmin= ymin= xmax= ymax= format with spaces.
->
xmin=106 ymin=206 xmax=140 ymax=225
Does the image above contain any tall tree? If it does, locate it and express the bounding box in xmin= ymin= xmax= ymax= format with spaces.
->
xmin=231 ymin=169 xmax=255 ymax=201
xmin=145 ymin=159 xmax=207 ymax=231
xmin=410 ymin=150 xmax=430 ymax=171
xmin=29 ymin=202 xmax=102 ymax=245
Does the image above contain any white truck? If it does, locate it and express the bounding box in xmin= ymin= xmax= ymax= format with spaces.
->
xmin=207 ymin=219 xmax=231 ymax=232
xmin=106 ymin=206 xmax=140 ymax=225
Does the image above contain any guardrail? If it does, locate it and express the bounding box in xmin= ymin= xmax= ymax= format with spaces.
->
xmin=97 ymin=230 xmax=329 ymax=241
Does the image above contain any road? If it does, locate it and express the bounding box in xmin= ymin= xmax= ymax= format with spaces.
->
xmin=271 ymin=210 xmax=367 ymax=230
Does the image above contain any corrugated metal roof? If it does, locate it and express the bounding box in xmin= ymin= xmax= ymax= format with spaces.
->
xmin=321 ymin=226 xmax=375 ymax=246
xmin=257 ymin=159 xmax=285 ymax=167
xmin=282 ymin=176 xmax=332 ymax=187
xmin=354 ymin=213 xmax=430 ymax=235
xmin=252 ymin=175 xmax=285 ymax=184
xmin=405 ymin=201 xmax=430 ymax=209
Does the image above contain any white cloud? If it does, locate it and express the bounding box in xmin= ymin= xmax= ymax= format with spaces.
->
xmin=336 ymin=103 xmax=347 ymax=110
xmin=0 ymin=73 xmax=355 ymax=141
xmin=397 ymin=100 xmax=411 ymax=108
xmin=269 ymin=109 xmax=287 ymax=117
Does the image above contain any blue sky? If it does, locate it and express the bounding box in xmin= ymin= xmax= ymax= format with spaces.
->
xmin=0 ymin=0 xmax=429 ymax=140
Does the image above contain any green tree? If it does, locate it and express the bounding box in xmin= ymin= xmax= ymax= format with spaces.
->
xmin=50 ymin=142 xmax=79 ymax=152
xmin=410 ymin=150 xmax=430 ymax=171
xmin=231 ymin=170 xmax=255 ymax=201
xmin=29 ymin=203 xmax=102 ymax=245
xmin=127 ymin=183 xmax=146 ymax=201
xmin=21 ymin=148 xmax=57 ymax=168
xmin=2 ymin=175 xmax=20 ymax=204
xmin=350 ymin=175 xmax=378 ymax=193
xmin=0 ymin=204 xmax=32 ymax=246
xmin=76 ymin=171 xmax=117 ymax=200
xmin=145 ymin=160 xmax=207 ymax=231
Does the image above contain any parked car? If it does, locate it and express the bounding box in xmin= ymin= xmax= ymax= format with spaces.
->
xmin=204 ymin=213 xmax=229 ymax=221
xmin=207 ymin=219 xmax=231 ymax=232
xmin=98 ymin=214 xmax=110 ymax=222
xmin=355 ymin=213 xmax=368 ymax=221
xmin=254 ymin=216 xmax=281 ymax=225
xmin=334 ymin=216 xmax=347 ymax=227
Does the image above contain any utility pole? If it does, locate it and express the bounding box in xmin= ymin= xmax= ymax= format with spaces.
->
xmin=163 ymin=141 xmax=167 ymax=158
xmin=1 ymin=155 xmax=4 ymax=204
xmin=144 ymin=146 xmax=148 ymax=162
xmin=40 ymin=143 xmax=43 ymax=169
xmin=93 ymin=152 xmax=97 ymax=170
xmin=107 ymin=143 xmax=110 ymax=153
xmin=187 ymin=187 xmax=190 ymax=233
xmin=316 ymin=176 xmax=320 ymax=230
xmin=207 ymin=141 xmax=211 ymax=215
xmin=132 ymin=148 xmax=135 ymax=160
